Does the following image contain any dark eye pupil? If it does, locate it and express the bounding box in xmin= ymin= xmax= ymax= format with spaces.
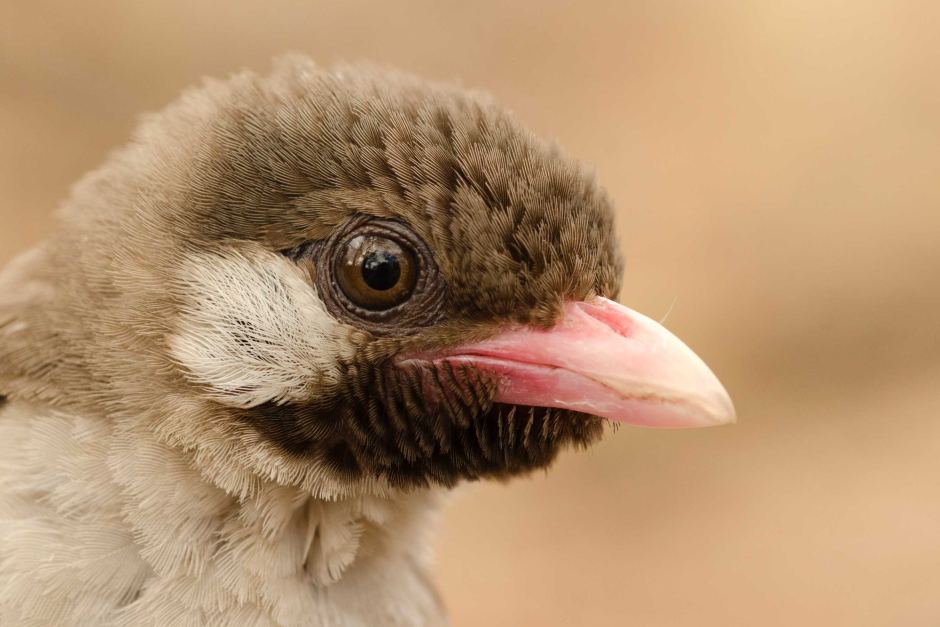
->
xmin=361 ymin=252 xmax=401 ymax=291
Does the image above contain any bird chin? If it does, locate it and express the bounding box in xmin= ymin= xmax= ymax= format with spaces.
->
xmin=369 ymin=359 xmax=607 ymax=483
xmin=233 ymin=360 xmax=605 ymax=490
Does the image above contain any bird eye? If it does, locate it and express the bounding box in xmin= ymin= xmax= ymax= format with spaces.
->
xmin=292 ymin=216 xmax=446 ymax=335
xmin=335 ymin=235 xmax=417 ymax=310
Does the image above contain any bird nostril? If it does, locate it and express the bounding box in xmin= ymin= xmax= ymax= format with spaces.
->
xmin=569 ymin=298 xmax=634 ymax=338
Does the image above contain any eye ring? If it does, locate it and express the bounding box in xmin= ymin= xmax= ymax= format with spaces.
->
xmin=313 ymin=216 xmax=446 ymax=335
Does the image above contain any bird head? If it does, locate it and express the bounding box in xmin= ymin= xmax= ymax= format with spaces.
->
xmin=0 ymin=58 xmax=734 ymax=498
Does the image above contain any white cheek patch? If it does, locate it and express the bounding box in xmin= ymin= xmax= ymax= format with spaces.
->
xmin=168 ymin=248 xmax=353 ymax=408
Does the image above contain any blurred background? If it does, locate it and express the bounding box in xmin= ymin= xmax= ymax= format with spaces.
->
xmin=2 ymin=1 xmax=938 ymax=625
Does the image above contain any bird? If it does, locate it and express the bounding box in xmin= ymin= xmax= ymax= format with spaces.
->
xmin=0 ymin=56 xmax=734 ymax=626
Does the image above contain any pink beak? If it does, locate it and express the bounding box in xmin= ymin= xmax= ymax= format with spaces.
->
xmin=402 ymin=297 xmax=735 ymax=428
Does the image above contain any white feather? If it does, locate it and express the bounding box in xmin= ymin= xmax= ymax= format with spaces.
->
xmin=168 ymin=248 xmax=353 ymax=408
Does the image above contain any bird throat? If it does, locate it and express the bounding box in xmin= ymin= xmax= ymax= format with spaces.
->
xmin=237 ymin=358 xmax=605 ymax=489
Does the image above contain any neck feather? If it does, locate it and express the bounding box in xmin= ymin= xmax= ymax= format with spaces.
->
xmin=0 ymin=400 xmax=447 ymax=625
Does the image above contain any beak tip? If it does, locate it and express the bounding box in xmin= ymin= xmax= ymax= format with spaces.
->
xmin=703 ymin=390 xmax=737 ymax=426
xmin=664 ymin=378 xmax=735 ymax=428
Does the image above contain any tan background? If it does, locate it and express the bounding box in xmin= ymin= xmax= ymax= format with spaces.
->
xmin=2 ymin=2 xmax=939 ymax=625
